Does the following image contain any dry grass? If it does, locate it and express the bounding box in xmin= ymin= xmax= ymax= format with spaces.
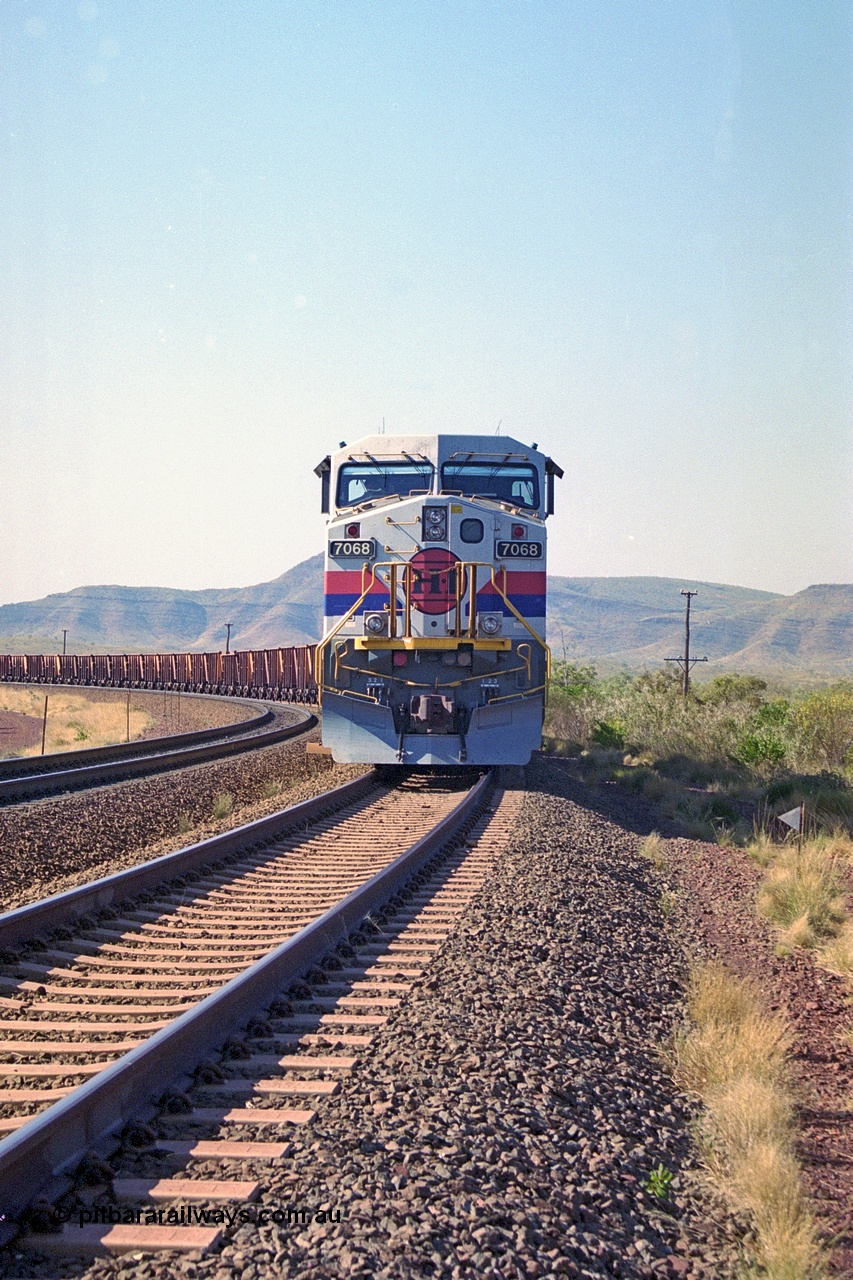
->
xmin=642 ymin=773 xmax=680 ymax=805
xmin=639 ymin=831 xmax=668 ymax=871
xmin=674 ymin=965 xmax=824 ymax=1279
xmin=818 ymin=921 xmax=853 ymax=979
xmin=756 ymin=837 xmax=850 ymax=952
xmin=212 ymin=791 xmax=234 ymax=820
xmin=747 ymin=827 xmax=780 ymax=868
xmin=659 ymin=888 xmax=678 ymax=917
xmin=0 ymin=687 xmax=150 ymax=756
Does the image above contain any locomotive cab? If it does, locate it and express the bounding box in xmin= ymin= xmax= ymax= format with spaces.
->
xmin=315 ymin=434 xmax=562 ymax=767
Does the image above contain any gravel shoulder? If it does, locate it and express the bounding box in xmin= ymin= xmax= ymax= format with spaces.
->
xmin=0 ymin=710 xmax=366 ymax=915
xmin=76 ymin=688 xmax=258 ymax=739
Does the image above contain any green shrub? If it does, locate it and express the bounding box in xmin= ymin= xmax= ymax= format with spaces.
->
xmin=544 ymin=666 xmax=605 ymax=747
xmin=737 ymin=731 xmax=787 ymax=768
xmin=545 ymin=668 xmax=853 ymax=821
xmin=700 ymin=674 xmax=768 ymax=708
xmin=544 ymin=686 xmax=597 ymax=747
xmin=551 ymin=662 xmax=599 ymax=698
xmin=704 ymin=796 xmax=740 ymax=824
xmin=590 ymin=719 xmax=625 ymax=750
xmin=790 ymin=686 xmax=853 ymax=772
xmin=735 ymin=701 xmax=790 ymax=769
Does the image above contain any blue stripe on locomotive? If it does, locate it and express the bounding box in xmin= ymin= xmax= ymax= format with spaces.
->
xmin=324 ymin=592 xmax=547 ymax=618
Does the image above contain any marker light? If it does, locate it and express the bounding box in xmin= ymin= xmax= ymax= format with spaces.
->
xmin=364 ymin=613 xmax=388 ymax=636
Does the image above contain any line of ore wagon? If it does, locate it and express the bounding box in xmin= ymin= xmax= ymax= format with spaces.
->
xmin=0 ymin=647 xmax=318 ymax=703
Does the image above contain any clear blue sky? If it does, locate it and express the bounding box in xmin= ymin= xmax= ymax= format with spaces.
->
xmin=1 ymin=0 xmax=850 ymax=603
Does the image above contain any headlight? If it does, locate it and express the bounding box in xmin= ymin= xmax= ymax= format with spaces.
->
xmin=479 ymin=613 xmax=502 ymax=636
xmin=422 ymin=505 xmax=447 ymax=541
xmin=364 ymin=612 xmax=388 ymax=636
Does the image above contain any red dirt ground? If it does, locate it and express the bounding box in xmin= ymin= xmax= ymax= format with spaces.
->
xmin=666 ymin=836 xmax=853 ymax=1276
xmin=0 ymin=709 xmax=42 ymax=755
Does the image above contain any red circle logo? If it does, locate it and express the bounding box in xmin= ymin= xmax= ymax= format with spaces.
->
xmin=408 ymin=548 xmax=463 ymax=615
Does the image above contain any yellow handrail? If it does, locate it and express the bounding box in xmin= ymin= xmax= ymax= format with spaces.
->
xmin=316 ymin=556 xmax=551 ymax=690
xmin=314 ymin=563 xmax=381 ymax=689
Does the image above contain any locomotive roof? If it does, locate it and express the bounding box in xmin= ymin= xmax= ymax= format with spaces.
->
xmin=330 ymin=434 xmax=546 ymax=466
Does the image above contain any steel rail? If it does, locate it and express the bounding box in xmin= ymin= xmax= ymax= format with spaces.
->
xmin=0 ymin=707 xmax=317 ymax=806
xmin=0 ymin=765 xmax=374 ymax=951
xmin=0 ymin=693 xmax=274 ymax=780
xmin=0 ymin=769 xmax=491 ymax=1238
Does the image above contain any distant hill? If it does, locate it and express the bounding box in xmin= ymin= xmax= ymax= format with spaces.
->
xmin=548 ymin=579 xmax=853 ymax=677
xmin=1 ymin=559 xmax=850 ymax=679
xmin=0 ymin=558 xmax=325 ymax=654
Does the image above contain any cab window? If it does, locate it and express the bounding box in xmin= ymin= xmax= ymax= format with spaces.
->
xmin=336 ymin=462 xmax=434 ymax=508
xmin=440 ymin=462 xmax=539 ymax=509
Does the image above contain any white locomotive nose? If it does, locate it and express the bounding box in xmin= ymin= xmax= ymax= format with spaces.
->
xmin=318 ymin=432 xmax=561 ymax=766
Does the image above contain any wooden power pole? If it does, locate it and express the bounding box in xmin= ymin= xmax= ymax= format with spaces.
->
xmin=665 ymin=590 xmax=708 ymax=695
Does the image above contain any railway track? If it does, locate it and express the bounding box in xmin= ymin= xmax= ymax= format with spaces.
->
xmin=0 ymin=766 xmax=497 ymax=1252
xmin=0 ymin=698 xmax=315 ymax=806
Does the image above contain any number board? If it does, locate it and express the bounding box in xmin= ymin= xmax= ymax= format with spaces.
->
xmin=329 ymin=538 xmax=376 ymax=559
xmin=496 ymin=540 xmax=543 ymax=559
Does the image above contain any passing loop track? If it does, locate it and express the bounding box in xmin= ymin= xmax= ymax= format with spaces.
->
xmin=0 ymin=698 xmax=315 ymax=805
xmin=0 ymin=767 xmax=494 ymax=1243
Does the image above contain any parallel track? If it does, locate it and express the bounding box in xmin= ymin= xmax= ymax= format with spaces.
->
xmin=0 ymin=699 xmax=315 ymax=806
xmin=0 ymin=767 xmax=493 ymax=1244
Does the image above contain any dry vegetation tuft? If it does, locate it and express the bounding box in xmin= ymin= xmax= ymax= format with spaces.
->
xmin=639 ymin=831 xmax=668 ymax=871
xmin=212 ymin=791 xmax=234 ymax=819
xmin=674 ymin=965 xmax=825 ymax=1279
xmin=752 ymin=835 xmax=853 ymax=956
xmin=818 ymin=922 xmax=853 ymax=979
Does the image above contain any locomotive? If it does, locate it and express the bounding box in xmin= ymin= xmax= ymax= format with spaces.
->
xmin=314 ymin=434 xmax=562 ymax=766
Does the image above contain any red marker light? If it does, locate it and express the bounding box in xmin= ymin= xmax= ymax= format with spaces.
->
xmin=345 ymin=522 xmax=360 ymax=537
xmin=511 ymin=524 xmax=526 ymax=539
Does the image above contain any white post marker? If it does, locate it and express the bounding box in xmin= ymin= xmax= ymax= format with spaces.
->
xmin=778 ymin=802 xmax=805 ymax=849
xmin=778 ymin=805 xmax=803 ymax=832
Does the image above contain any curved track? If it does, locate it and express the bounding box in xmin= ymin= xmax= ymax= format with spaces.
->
xmin=0 ymin=700 xmax=315 ymax=806
xmin=0 ymin=767 xmax=493 ymax=1245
